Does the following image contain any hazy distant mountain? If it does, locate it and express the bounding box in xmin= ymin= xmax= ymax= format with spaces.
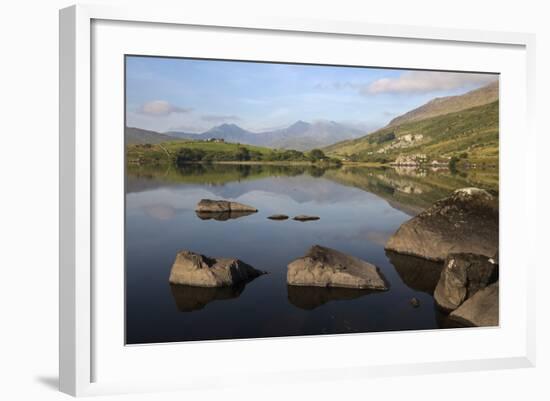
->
xmin=165 ymin=120 xmax=368 ymax=150
xmin=388 ymin=80 xmax=499 ymax=127
xmin=164 ymin=130 xmax=200 ymax=139
xmin=203 ymin=123 xmax=258 ymax=143
xmin=125 ymin=127 xmax=186 ymax=145
xmin=165 ymin=123 xmax=256 ymax=144
xmin=258 ymin=120 xmax=366 ymax=150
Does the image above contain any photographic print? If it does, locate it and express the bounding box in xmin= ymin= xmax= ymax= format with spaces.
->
xmin=125 ymin=56 xmax=499 ymax=344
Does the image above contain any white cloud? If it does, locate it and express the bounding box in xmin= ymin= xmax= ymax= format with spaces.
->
xmin=136 ymin=100 xmax=192 ymax=116
xmin=364 ymin=71 xmax=497 ymax=95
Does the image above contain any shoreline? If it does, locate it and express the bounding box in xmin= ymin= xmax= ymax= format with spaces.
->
xmin=180 ymin=160 xmax=387 ymax=168
xmin=127 ymin=159 xmax=498 ymax=171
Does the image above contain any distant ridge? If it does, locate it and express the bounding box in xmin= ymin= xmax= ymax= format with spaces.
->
xmin=388 ymin=80 xmax=499 ymax=127
xmin=125 ymin=127 xmax=186 ymax=145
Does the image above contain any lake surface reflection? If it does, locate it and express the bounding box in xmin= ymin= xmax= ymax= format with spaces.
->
xmin=126 ymin=163 xmax=496 ymax=343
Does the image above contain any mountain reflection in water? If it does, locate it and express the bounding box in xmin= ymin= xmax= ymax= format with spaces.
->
xmin=126 ymin=162 xmax=497 ymax=343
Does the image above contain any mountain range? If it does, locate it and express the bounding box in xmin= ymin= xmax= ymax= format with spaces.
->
xmin=167 ymin=120 xmax=369 ymax=150
xmin=126 ymin=79 xmax=499 ymax=162
xmin=127 ymin=120 xmax=370 ymax=150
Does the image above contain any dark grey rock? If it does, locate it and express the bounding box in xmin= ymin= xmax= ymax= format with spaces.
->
xmin=434 ymin=253 xmax=498 ymax=312
xmin=449 ymin=282 xmax=499 ymax=327
xmin=268 ymin=214 xmax=289 ymax=220
xmin=293 ymin=215 xmax=320 ymax=222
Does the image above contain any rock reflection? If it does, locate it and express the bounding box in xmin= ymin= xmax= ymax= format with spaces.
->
xmin=386 ymin=251 xmax=443 ymax=295
xmin=435 ymin=308 xmax=465 ymax=329
xmin=195 ymin=211 xmax=256 ymax=221
xmin=170 ymin=283 xmax=246 ymax=312
xmin=287 ymin=285 xmax=375 ymax=310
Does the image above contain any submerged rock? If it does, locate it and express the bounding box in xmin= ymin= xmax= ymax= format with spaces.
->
xmin=169 ymin=250 xmax=265 ymax=287
xmin=287 ymin=245 xmax=388 ymax=290
xmin=434 ymin=253 xmax=498 ymax=312
xmin=293 ymin=215 xmax=320 ymax=222
xmin=385 ymin=188 xmax=498 ymax=261
xmin=195 ymin=210 xmax=256 ymax=221
xmin=449 ymin=282 xmax=499 ymax=327
xmin=195 ymin=199 xmax=258 ymax=213
xmin=268 ymin=214 xmax=289 ymax=220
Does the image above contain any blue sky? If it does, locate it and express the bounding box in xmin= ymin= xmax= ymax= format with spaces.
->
xmin=126 ymin=56 xmax=497 ymax=134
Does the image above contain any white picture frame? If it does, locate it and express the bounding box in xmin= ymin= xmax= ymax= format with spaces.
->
xmin=59 ymin=4 xmax=536 ymax=397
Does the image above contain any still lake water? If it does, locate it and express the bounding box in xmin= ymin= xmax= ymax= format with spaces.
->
xmin=126 ymin=164 xmax=498 ymax=344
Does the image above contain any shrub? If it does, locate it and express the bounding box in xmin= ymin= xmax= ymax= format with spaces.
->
xmin=308 ymin=148 xmax=326 ymax=161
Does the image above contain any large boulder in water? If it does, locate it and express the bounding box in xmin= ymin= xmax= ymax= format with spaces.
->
xmin=434 ymin=253 xmax=498 ymax=312
xmin=195 ymin=199 xmax=257 ymax=213
xmin=169 ymin=250 xmax=265 ymax=287
xmin=287 ymin=245 xmax=388 ymax=290
xmin=385 ymin=188 xmax=498 ymax=261
xmin=449 ymin=282 xmax=499 ymax=327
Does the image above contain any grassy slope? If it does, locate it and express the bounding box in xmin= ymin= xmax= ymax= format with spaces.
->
xmin=388 ymin=80 xmax=498 ymax=126
xmin=325 ymin=100 xmax=499 ymax=166
xmin=125 ymin=127 xmax=186 ymax=145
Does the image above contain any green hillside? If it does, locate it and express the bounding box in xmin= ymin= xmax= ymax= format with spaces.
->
xmin=127 ymin=141 xmax=270 ymax=165
xmin=325 ymin=100 xmax=499 ymax=167
xmin=388 ymin=80 xmax=498 ymax=127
